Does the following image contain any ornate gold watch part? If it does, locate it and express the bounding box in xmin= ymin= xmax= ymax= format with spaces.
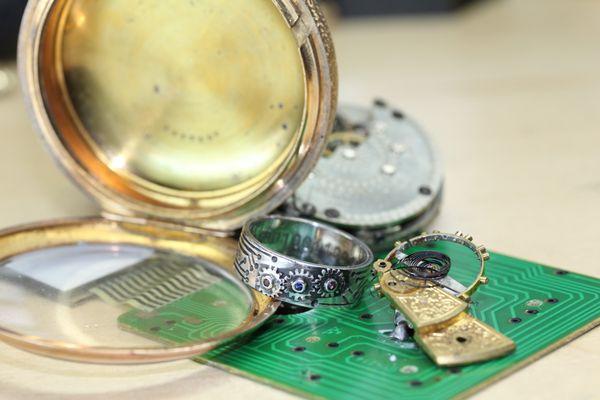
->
xmin=416 ymin=312 xmax=516 ymax=367
xmin=374 ymin=261 xmax=515 ymax=366
xmin=378 ymin=269 xmax=467 ymax=329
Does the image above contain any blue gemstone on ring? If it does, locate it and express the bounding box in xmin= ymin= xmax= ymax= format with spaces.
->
xmin=292 ymin=278 xmax=306 ymax=293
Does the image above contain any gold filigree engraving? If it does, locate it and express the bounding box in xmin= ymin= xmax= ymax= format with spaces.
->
xmin=379 ymin=270 xmax=466 ymax=328
xmin=417 ymin=314 xmax=516 ymax=366
xmin=376 ymin=240 xmax=516 ymax=366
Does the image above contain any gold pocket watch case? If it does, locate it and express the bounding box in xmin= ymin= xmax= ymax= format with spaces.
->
xmin=3 ymin=0 xmax=337 ymax=363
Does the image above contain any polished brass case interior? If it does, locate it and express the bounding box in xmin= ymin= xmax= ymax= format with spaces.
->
xmin=19 ymin=0 xmax=337 ymax=233
xmin=9 ymin=0 xmax=337 ymax=363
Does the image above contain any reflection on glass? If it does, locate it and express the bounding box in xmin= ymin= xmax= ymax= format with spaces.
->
xmin=0 ymin=244 xmax=252 ymax=347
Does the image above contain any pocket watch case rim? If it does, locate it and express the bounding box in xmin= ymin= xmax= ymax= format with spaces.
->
xmin=0 ymin=216 xmax=281 ymax=364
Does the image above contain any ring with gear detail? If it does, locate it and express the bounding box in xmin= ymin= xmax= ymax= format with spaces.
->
xmin=235 ymin=216 xmax=373 ymax=308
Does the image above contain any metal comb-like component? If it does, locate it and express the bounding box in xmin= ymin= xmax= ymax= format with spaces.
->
xmin=92 ymin=252 xmax=219 ymax=312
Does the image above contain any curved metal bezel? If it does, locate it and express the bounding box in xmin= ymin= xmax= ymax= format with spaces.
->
xmin=0 ymin=217 xmax=278 ymax=364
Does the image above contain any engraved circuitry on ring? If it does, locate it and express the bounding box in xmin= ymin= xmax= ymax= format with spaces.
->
xmin=234 ymin=216 xmax=373 ymax=308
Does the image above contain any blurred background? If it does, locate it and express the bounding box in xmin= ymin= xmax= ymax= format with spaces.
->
xmin=0 ymin=0 xmax=491 ymax=60
xmin=0 ymin=1 xmax=598 ymax=398
xmin=0 ymin=0 xmax=486 ymax=58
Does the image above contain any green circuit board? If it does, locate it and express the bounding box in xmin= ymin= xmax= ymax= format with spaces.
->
xmin=119 ymin=250 xmax=600 ymax=400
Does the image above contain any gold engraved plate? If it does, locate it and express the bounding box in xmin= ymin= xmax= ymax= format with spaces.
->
xmin=380 ymin=271 xmax=467 ymax=328
xmin=378 ymin=270 xmax=515 ymax=366
xmin=417 ymin=313 xmax=516 ymax=366
xmin=374 ymin=232 xmax=516 ymax=366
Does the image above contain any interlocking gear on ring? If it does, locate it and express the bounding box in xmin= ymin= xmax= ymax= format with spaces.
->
xmin=314 ymin=268 xmax=346 ymax=298
xmin=256 ymin=264 xmax=284 ymax=297
xmin=283 ymin=268 xmax=315 ymax=302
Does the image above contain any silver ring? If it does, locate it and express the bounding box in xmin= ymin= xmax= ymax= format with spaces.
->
xmin=235 ymin=216 xmax=373 ymax=308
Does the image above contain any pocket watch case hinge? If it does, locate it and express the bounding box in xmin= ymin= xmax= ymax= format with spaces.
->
xmin=276 ymin=0 xmax=313 ymax=45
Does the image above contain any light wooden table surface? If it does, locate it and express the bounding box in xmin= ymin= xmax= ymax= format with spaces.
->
xmin=0 ymin=0 xmax=598 ymax=398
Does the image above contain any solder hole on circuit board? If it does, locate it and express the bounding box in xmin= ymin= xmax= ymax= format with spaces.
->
xmin=293 ymin=346 xmax=306 ymax=352
xmin=455 ymin=336 xmax=468 ymax=344
xmin=547 ymin=298 xmax=559 ymax=303
xmin=351 ymin=350 xmax=364 ymax=356
xmin=327 ymin=342 xmax=340 ymax=348
xmin=525 ymin=309 xmax=539 ymax=315
xmin=509 ymin=317 xmax=522 ymax=323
